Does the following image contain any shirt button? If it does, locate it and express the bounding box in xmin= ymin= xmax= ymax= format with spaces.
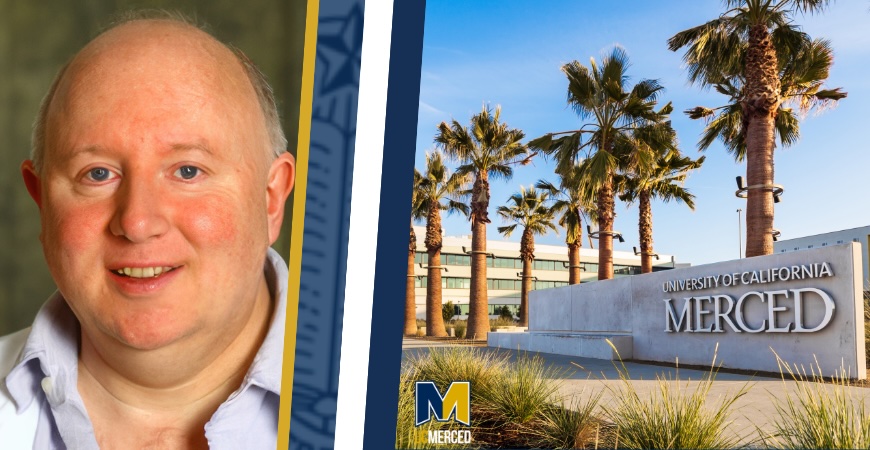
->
xmin=41 ymin=377 xmax=53 ymax=394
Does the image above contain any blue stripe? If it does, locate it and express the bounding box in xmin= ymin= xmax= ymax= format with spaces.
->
xmin=363 ymin=1 xmax=427 ymax=448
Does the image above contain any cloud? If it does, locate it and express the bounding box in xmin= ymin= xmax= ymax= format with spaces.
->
xmin=419 ymin=101 xmax=445 ymax=116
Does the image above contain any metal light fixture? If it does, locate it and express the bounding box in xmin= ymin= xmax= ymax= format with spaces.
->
xmin=735 ymin=176 xmax=783 ymax=203
xmin=418 ymin=262 xmax=448 ymax=272
xmin=561 ymin=261 xmax=586 ymax=271
xmin=772 ymin=229 xmax=781 ymax=242
xmin=587 ymin=225 xmax=625 ymax=243
xmin=633 ymin=246 xmax=660 ymax=260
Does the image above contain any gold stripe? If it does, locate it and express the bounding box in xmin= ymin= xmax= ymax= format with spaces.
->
xmin=276 ymin=0 xmax=320 ymax=447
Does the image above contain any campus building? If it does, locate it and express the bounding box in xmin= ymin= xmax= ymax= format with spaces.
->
xmin=411 ymin=226 xmax=678 ymax=319
xmin=774 ymin=225 xmax=870 ymax=285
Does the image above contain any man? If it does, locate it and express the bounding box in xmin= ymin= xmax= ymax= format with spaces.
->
xmin=0 ymin=12 xmax=296 ymax=449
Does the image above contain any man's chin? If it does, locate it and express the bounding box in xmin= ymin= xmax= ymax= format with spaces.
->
xmin=99 ymin=318 xmax=197 ymax=353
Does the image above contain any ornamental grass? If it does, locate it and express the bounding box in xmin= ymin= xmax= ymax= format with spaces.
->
xmin=763 ymin=354 xmax=870 ymax=449
xmin=601 ymin=342 xmax=751 ymax=449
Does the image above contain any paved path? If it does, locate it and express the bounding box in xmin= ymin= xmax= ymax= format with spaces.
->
xmin=402 ymin=338 xmax=870 ymax=445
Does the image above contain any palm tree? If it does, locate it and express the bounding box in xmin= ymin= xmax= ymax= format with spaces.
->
xmin=405 ymin=169 xmax=425 ymax=336
xmin=536 ymin=165 xmax=596 ymax=285
xmin=617 ymin=151 xmax=705 ymax=273
xmin=668 ymin=0 xmax=845 ymax=257
xmin=529 ymin=47 xmax=673 ymax=280
xmin=417 ymin=152 xmax=469 ymax=337
xmin=435 ymin=104 xmax=531 ymax=340
xmin=497 ymin=187 xmax=558 ymax=326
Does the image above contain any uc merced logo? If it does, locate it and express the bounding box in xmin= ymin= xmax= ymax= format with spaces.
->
xmin=414 ymin=381 xmax=472 ymax=445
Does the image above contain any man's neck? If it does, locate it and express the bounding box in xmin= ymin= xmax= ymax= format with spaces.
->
xmin=76 ymin=276 xmax=274 ymax=449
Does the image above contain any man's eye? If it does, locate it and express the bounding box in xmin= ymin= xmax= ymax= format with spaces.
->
xmin=176 ymin=166 xmax=200 ymax=180
xmin=87 ymin=167 xmax=113 ymax=182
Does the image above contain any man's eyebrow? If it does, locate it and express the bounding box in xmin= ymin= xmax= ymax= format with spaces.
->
xmin=64 ymin=145 xmax=105 ymax=162
xmin=170 ymin=143 xmax=214 ymax=155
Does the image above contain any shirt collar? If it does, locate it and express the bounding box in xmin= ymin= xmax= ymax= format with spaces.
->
xmin=247 ymin=247 xmax=288 ymax=395
xmin=5 ymin=247 xmax=288 ymax=411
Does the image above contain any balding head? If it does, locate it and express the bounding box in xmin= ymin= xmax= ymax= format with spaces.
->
xmin=31 ymin=12 xmax=287 ymax=174
xmin=18 ymin=10 xmax=296 ymax=359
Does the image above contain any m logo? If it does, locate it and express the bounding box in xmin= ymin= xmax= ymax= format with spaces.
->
xmin=414 ymin=381 xmax=471 ymax=426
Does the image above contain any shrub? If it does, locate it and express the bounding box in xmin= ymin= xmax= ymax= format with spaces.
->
xmin=764 ymin=354 xmax=870 ymax=449
xmin=530 ymin=395 xmax=604 ymax=449
xmin=602 ymin=342 xmax=750 ymax=449
xmin=497 ymin=305 xmax=514 ymax=320
xmin=397 ymin=347 xmax=602 ymax=449
xmin=442 ymin=300 xmax=456 ymax=323
xmin=480 ymin=353 xmax=566 ymax=424
xmin=453 ymin=320 xmax=466 ymax=339
xmin=489 ymin=316 xmax=516 ymax=331
xmin=408 ymin=347 xmax=508 ymax=399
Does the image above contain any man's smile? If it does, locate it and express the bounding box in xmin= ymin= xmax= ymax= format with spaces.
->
xmin=112 ymin=266 xmax=178 ymax=278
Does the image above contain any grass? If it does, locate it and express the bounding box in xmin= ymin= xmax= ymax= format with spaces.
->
xmin=490 ymin=316 xmax=518 ymax=331
xmin=480 ymin=353 xmax=566 ymax=423
xmin=601 ymin=342 xmax=750 ymax=449
xmin=527 ymin=394 xmax=605 ymax=449
xmin=762 ymin=354 xmax=870 ymax=449
xmin=396 ymin=347 xmax=601 ymax=449
xmin=407 ymin=346 xmax=508 ymax=399
xmin=452 ymin=321 xmax=466 ymax=339
xmin=395 ymin=366 xmax=467 ymax=449
xmin=864 ymin=291 xmax=870 ymax=366
xmin=398 ymin=336 xmax=870 ymax=449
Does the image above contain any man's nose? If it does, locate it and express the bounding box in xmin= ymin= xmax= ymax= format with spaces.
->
xmin=109 ymin=175 xmax=170 ymax=242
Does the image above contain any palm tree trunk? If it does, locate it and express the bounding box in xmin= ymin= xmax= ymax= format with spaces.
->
xmin=405 ymin=221 xmax=418 ymax=336
xmin=597 ymin=175 xmax=614 ymax=280
xmin=466 ymin=173 xmax=491 ymax=340
xmin=520 ymin=260 xmax=531 ymax=327
xmin=425 ymin=203 xmax=447 ymax=337
xmin=567 ymin=240 xmax=581 ymax=284
xmin=519 ymin=228 xmax=534 ymax=327
xmin=744 ymin=23 xmax=779 ymax=257
xmin=639 ymin=190 xmax=653 ymax=273
xmin=426 ymin=251 xmax=447 ymax=336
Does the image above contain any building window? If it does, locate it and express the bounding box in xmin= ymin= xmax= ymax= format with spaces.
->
xmin=415 ymin=252 xmax=429 ymax=265
xmin=837 ymin=240 xmax=844 ymax=244
xmin=414 ymin=276 xmax=427 ymax=288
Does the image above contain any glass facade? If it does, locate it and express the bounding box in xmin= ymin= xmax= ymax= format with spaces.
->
xmin=416 ymin=251 xmax=607 ymax=272
xmin=412 ymin=252 xmax=672 ymax=290
xmin=451 ymin=303 xmax=519 ymax=316
xmin=415 ymin=276 xmax=569 ymax=290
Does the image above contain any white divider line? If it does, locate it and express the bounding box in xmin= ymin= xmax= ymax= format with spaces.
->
xmin=333 ymin=0 xmax=394 ymax=448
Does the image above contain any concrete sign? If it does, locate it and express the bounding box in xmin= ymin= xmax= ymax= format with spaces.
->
xmin=488 ymin=243 xmax=866 ymax=379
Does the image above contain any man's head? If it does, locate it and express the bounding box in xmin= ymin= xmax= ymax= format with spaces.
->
xmin=21 ymin=14 xmax=295 ymax=352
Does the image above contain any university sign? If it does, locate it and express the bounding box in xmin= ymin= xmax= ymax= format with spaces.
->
xmin=489 ymin=243 xmax=866 ymax=379
xmin=663 ymin=262 xmax=836 ymax=333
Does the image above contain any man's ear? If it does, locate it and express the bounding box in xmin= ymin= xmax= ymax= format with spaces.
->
xmin=265 ymin=152 xmax=296 ymax=244
xmin=21 ymin=160 xmax=42 ymax=209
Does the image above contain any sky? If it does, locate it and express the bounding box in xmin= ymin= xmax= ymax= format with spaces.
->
xmin=412 ymin=0 xmax=870 ymax=267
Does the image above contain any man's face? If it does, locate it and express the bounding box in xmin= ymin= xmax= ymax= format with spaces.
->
xmin=23 ymin=22 xmax=293 ymax=351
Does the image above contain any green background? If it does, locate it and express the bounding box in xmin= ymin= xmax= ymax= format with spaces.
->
xmin=0 ymin=0 xmax=306 ymax=335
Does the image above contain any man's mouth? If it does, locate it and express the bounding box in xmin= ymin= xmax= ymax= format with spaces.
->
xmin=113 ymin=266 xmax=177 ymax=278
